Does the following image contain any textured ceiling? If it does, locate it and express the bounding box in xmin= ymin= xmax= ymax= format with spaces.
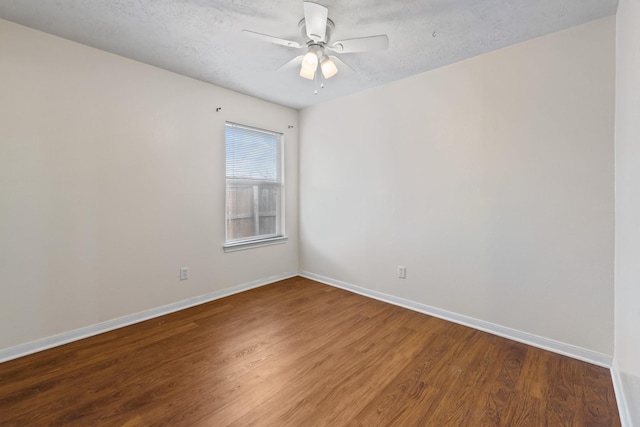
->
xmin=0 ymin=0 xmax=618 ymax=109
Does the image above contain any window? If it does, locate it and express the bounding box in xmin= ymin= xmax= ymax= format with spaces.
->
xmin=224 ymin=122 xmax=285 ymax=250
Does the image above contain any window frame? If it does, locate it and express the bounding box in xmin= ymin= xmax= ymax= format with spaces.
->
xmin=223 ymin=122 xmax=286 ymax=252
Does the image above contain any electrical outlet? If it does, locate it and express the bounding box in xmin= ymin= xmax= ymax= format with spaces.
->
xmin=180 ymin=267 xmax=189 ymax=280
xmin=398 ymin=266 xmax=406 ymax=279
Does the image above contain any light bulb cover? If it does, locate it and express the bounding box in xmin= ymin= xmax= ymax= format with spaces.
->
xmin=300 ymin=50 xmax=318 ymax=80
xmin=320 ymin=56 xmax=338 ymax=79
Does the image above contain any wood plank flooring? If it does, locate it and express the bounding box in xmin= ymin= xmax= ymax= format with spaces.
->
xmin=0 ymin=277 xmax=620 ymax=426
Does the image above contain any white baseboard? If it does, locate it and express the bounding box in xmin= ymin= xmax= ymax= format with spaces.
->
xmin=300 ymin=271 xmax=613 ymax=369
xmin=2 ymin=270 xmax=614 ymax=371
xmin=611 ymin=366 xmax=631 ymax=427
xmin=0 ymin=272 xmax=297 ymax=363
xmin=610 ymin=364 xmax=632 ymax=427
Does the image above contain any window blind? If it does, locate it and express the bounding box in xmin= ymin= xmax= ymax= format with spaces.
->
xmin=225 ymin=122 xmax=284 ymax=245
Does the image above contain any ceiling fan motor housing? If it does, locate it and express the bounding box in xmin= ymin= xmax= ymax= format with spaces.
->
xmin=299 ymin=18 xmax=335 ymax=45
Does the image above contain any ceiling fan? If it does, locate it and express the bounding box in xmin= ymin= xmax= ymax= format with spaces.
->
xmin=243 ymin=1 xmax=389 ymax=86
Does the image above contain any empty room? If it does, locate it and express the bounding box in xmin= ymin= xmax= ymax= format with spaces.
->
xmin=1 ymin=0 xmax=639 ymax=425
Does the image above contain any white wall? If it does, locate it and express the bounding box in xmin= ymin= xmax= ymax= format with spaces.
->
xmin=615 ymin=0 xmax=640 ymax=423
xmin=300 ymin=17 xmax=615 ymax=355
xmin=0 ymin=19 xmax=298 ymax=352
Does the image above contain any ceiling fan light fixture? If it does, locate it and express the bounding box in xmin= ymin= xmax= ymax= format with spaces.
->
xmin=299 ymin=50 xmax=318 ymax=80
xmin=320 ymin=56 xmax=338 ymax=79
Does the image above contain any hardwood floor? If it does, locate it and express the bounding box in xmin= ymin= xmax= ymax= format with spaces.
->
xmin=0 ymin=277 xmax=620 ymax=426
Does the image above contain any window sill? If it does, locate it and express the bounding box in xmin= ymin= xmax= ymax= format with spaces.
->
xmin=223 ymin=236 xmax=288 ymax=252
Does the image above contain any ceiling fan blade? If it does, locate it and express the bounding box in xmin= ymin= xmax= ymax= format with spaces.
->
xmin=303 ymin=1 xmax=328 ymax=41
xmin=330 ymin=35 xmax=389 ymax=53
xmin=242 ymin=30 xmax=303 ymax=48
xmin=328 ymin=55 xmax=355 ymax=72
xmin=277 ymin=55 xmax=304 ymax=71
